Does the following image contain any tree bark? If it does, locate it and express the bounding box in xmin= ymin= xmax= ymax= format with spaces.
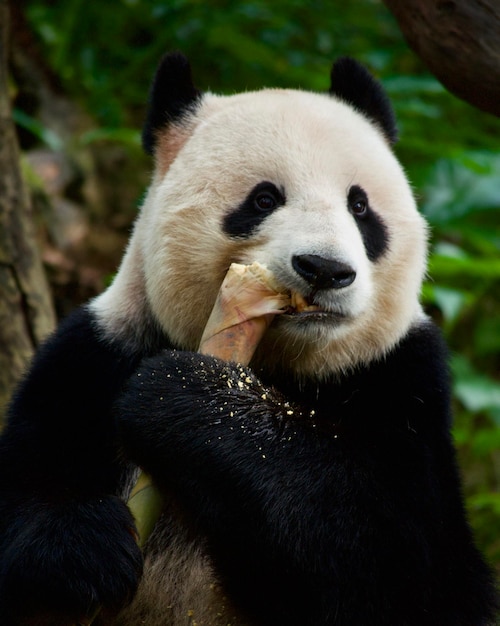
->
xmin=383 ymin=0 xmax=500 ymax=117
xmin=0 ymin=0 xmax=56 ymax=426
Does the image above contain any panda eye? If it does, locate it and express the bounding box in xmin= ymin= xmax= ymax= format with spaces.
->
xmin=223 ymin=181 xmax=285 ymax=238
xmin=351 ymin=199 xmax=367 ymax=216
xmin=348 ymin=185 xmax=369 ymax=219
xmin=254 ymin=191 xmax=279 ymax=213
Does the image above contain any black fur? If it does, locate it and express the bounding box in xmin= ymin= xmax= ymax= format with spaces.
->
xmin=142 ymin=51 xmax=202 ymax=155
xmin=347 ymin=184 xmax=389 ymax=261
xmin=223 ymin=181 xmax=286 ymax=238
xmin=330 ymin=57 xmax=398 ymax=145
xmin=116 ymin=321 xmax=498 ymax=626
xmin=0 ymin=307 xmax=147 ymax=623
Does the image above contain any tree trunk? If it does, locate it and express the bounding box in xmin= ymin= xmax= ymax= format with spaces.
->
xmin=0 ymin=0 xmax=56 ymax=426
xmin=383 ymin=0 xmax=500 ymax=117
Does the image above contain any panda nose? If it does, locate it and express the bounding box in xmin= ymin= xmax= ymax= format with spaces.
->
xmin=292 ymin=254 xmax=356 ymax=290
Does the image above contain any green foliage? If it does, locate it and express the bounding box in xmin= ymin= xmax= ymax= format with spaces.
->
xmin=25 ymin=0 xmax=409 ymax=125
xmin=420 ymin=151 xmax=500 ymax=569
xmin=23 ymin=0 xmax=500 ymax=572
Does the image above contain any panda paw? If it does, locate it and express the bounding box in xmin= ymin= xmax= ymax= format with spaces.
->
xmin=116 ymin=350 xmax=286 ymax=470
xmin=121 ymin=349 xmax=275 ymax=421
xmin=0 ymin=495 xmax=143 ymax=624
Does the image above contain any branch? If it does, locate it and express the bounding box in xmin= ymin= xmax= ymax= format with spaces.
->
xmin=383 ymin=0 xmax=500 ymax=117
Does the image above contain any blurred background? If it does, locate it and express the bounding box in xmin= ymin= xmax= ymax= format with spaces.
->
xmin=5 ymin=0 xmax=500 ymax=577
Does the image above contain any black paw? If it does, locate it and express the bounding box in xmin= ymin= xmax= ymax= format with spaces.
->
xmin=117 ymin=350 xmax=270 ymax=440
xmin=115 ymin=350 xmax=290 ymax=482
xmin=0 ymin=495 xmax=143 ymax=624
xmin=121 ymin=349 xmax=268 ymax=411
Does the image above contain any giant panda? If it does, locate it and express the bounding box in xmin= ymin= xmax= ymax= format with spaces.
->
xmin=0 ymin=51 xmax=497 ymax=626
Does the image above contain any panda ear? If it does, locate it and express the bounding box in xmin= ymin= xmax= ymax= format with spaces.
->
xmin=329 ymin=57 xmax=398 ymax=145
xmin=142 ymin=51 xmax=202 ymax=155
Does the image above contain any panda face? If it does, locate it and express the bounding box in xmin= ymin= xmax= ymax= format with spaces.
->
xmin=139 ymin=88 xmax=428 ymax=378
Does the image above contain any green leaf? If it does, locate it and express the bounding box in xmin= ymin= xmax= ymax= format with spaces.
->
xmin=451 ymin=355 xmax=500 ymax=420
xmin=78 ymin=128 xmax=141 ymax=147
xmin=475 ymin=317 xmax=500 ymax=357
xmin=12 ymin=109 xmax=63 ymax=151
xmin=424 ymin=285 xmax=470 ymax=324
xmin=468 ymin=492 xmax=500 ymax=516
xmin=470 ymin=428 xmax=500 ymax=457
xmin=429 ymin=254 xmax=500 ymax=279
xmin=421 ymin=152 xmax=500 ymax=225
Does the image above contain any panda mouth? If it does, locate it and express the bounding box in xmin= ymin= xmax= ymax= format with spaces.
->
xmin=284 ymin=291 xmax=344 ymax=319
xmin=287 ymin=291 xmax=323 ymax=314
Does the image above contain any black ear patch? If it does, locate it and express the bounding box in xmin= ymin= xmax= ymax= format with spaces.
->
xmin=329 ymin=57 xmax=398 ymax=145
xmin=142 ymin=51 xmax=202 ymax=155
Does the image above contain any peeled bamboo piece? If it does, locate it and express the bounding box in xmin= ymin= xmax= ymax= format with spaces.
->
xmin=199 ymin=261 xmax=290 ymax=363
xmin=127 ymin=471 xmax=164 ymax=548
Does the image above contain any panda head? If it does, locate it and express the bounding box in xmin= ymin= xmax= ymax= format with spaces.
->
xmin=94 ymin=52 xmax=428 ymax=379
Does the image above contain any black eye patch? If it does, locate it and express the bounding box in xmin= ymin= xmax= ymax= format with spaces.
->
xmin=223 ymin=181 xmax=286 ymax=238
xmin=347 ymin=185 xmax=389 ymax=262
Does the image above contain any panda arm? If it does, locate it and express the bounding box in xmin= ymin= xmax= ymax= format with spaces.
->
xmin=0 ymin=306 xmax=143 ymax=623
xmin=117 ymin=351 xmax=342 ymax=622
xmin=116 ymin=327 xmax=498 ymax=626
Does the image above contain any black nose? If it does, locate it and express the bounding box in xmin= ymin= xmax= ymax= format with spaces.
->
xmin=292 ymin=254 xmax=356 ymax=290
